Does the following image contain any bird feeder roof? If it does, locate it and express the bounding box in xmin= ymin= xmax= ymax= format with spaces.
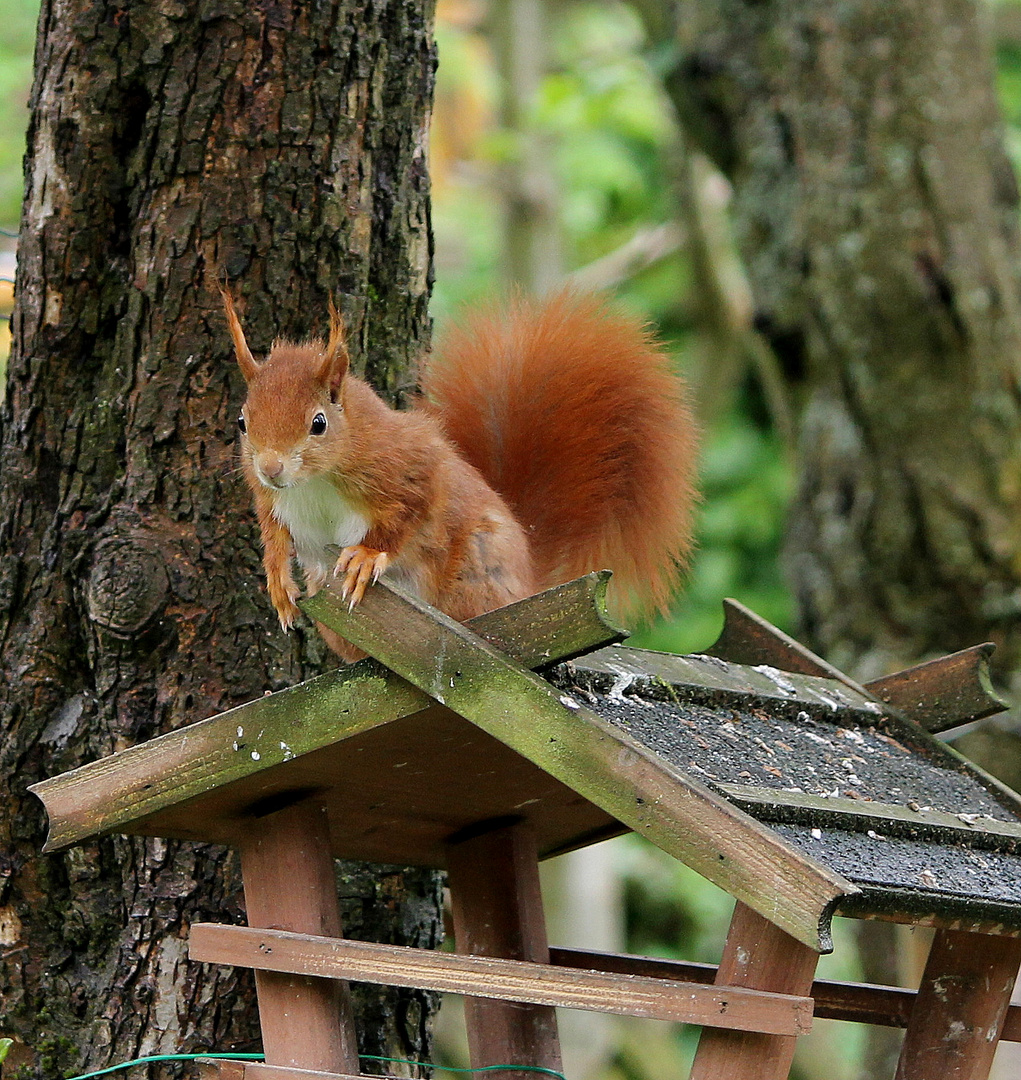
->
xmin=31 ymin=575 xmax=1021 ymax=952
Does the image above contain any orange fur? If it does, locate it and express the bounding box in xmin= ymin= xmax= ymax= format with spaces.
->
xmin=227 ymin=290 xmax=698 ymax=660
xmin=423 ymin=292 xmax=698 ymax=622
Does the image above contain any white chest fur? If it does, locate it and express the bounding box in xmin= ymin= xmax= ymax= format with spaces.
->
xmin=271 ymin=476 xmax=370 ymax=577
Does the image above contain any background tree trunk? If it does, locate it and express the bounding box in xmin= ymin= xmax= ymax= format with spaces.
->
xmin=0 ymin=1 xmax=438 ymax=1075
xmin=664 ymin=1 xmax=1021 ymax=1077
xmin=669 ymin=0 xmax=1021 ymax=682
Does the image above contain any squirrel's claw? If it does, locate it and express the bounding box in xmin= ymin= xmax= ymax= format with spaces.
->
xmin=334 ymin=546 xmax=389 ymax=607
xmin=269 ymin=579 xmax=302 ymax=631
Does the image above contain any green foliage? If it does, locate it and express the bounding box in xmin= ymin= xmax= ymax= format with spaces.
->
xmin=432 ymin=0 xmax=681 ymax=319
xmin=539 ymin=2 xmax=676 ymax=255
xmin=0 ymin=0 xmax=35 ymax=227
xmin=632 ymin=396 xmax=794 ymax=654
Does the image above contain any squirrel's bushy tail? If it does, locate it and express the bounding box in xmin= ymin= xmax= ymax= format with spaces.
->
xmin=423 ymin=292 xmax=699 ymax=623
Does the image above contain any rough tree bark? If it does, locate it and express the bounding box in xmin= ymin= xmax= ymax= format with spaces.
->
xmin=665 ymin=1 xmax=1021 ymax=1077
xmin=0 ymin=1 xmax=439 ymax=1075
xmin=669 ymin=0 xmax=1021 ymax=682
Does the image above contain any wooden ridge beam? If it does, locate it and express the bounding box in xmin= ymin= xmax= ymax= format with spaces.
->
xmin=706 ymin=598 xmax=874 ymax=696
xmin=708 ymin=598 xmax=1007 ymax=734
xmin=570 ymin=646 xmax=884 ymax=718
xmin=188 ymin=923 xmax=813 ymax=1036
xmin=865 ymin=644 xmax=1007 ymax=734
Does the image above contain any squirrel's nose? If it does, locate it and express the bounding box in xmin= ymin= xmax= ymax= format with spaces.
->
xmin=256 ymin=453 xmax=285 ymax=482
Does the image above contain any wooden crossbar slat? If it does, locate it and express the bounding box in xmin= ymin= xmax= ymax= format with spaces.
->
xmin=188 ymin=924 xmax=813 ymax=1036
xmin=719 ymin=784 xmax=1021 ymax=848
xmin=548 ymin=946 xmax=1021 ymax=1040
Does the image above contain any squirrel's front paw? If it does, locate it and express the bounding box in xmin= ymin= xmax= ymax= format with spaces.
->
xmin=334 ymin=545 xmax=389 ymax=608
xmin=269 ymin=579 xmax=302 ymax=631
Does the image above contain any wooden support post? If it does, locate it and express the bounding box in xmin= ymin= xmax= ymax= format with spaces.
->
xmin=446 ymin=820 xmax=563 ymax=1080
xmin=688 ymin=902 xmax=820 ymax=1080
xmin=239 ymin=797 xmax=359 ymax=1074
xmin=895 ymin=928 xmax=1021 ymax=1080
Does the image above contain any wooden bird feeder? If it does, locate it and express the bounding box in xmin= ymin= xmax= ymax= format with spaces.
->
xmin=31 ymin=573 xmax=1021 ymax=1080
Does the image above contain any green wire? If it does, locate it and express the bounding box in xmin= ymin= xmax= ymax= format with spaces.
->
xmin=64 ymin=1054 xmax=264 ymax=1080
xmin=63 ymin=1051 xmax=566 ymax=1080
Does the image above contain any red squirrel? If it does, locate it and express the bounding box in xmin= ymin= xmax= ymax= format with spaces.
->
xmin=224 ymin=290 xmax=698 ymax=662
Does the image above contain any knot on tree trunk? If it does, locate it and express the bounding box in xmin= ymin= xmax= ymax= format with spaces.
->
xmin=87 ymin=535 xmax=170 ymax=637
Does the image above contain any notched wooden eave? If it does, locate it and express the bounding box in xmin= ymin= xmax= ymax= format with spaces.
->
xmin=839 ymin=887 xmax=1021 ymax=936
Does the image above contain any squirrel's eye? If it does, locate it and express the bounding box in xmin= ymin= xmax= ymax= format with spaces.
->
xmin=237 ymin=414 xmax=247 ymax=434
xmin=310 ymin=412 xmax=328 ymax=436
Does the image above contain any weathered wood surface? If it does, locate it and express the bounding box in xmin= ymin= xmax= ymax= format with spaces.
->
xmin=31 ymin=575 xmax=622 ymax=853
xmin=304 ymin=580 xmax=857 ymax=950
xmin=188 ymin=923 xmax=814 ymax=1034
xmin=239 ymin=799 xmax=358 ymax=1073
xmin=689 ymin=902 xmax=821 ymax=1080
xmin=547 ymin=946 xmax=1021 ymax=1041
xmin=572 ymin=645 xmax=885 ymax=717
xmin=702 ymin=600 xmax=1021 ymax=825
xmin=721 ymin=784 xmax=1021 ymax=849
xmin=36 ymin=694 xmax=626 ymax=869
xmin=708 ymin=599 xmax=1007 ymax=735
xmin=866 ymin=644 xmax=1007 ymax=733
xmin=895 ymin=929 xmax=1021 ymax=1080
xmin=842 ymin=895 xmax=1021 ymax=937
xmin=447 ymin=821 xmax=563 ymax=1080
xmin=707 ymin=597 xmax=876 ymax=697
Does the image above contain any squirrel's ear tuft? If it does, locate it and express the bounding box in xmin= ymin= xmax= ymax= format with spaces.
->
xmin=220 ymin=287 xmax=260 ymax=383
xmin=319 ymin=297 xmax=350 ymax=397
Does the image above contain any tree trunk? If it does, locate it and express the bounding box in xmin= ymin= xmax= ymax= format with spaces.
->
xmin=666 ymin=2 xmax=1021 ymax=1077
xmin=0 ymin=1 xmax=438 ymax=1075
xmin=489 ymin=0 xmax=562 ymax=291
xmin=669 ymin=0 xmax=1021 ymax=682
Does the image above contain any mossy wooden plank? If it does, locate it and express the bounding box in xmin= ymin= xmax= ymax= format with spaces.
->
xmin=189 ymin=924 xmax=814 ymax=1034
xmin=32 ymin=575 xmax=622 ymax=853
xmin=720 ymin=785 xmax=1021 ymax=850
xmin=305 ymin=581 xmax=857 ymax=951
xmin=570 ymin=644 xmax=885 ymax=718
